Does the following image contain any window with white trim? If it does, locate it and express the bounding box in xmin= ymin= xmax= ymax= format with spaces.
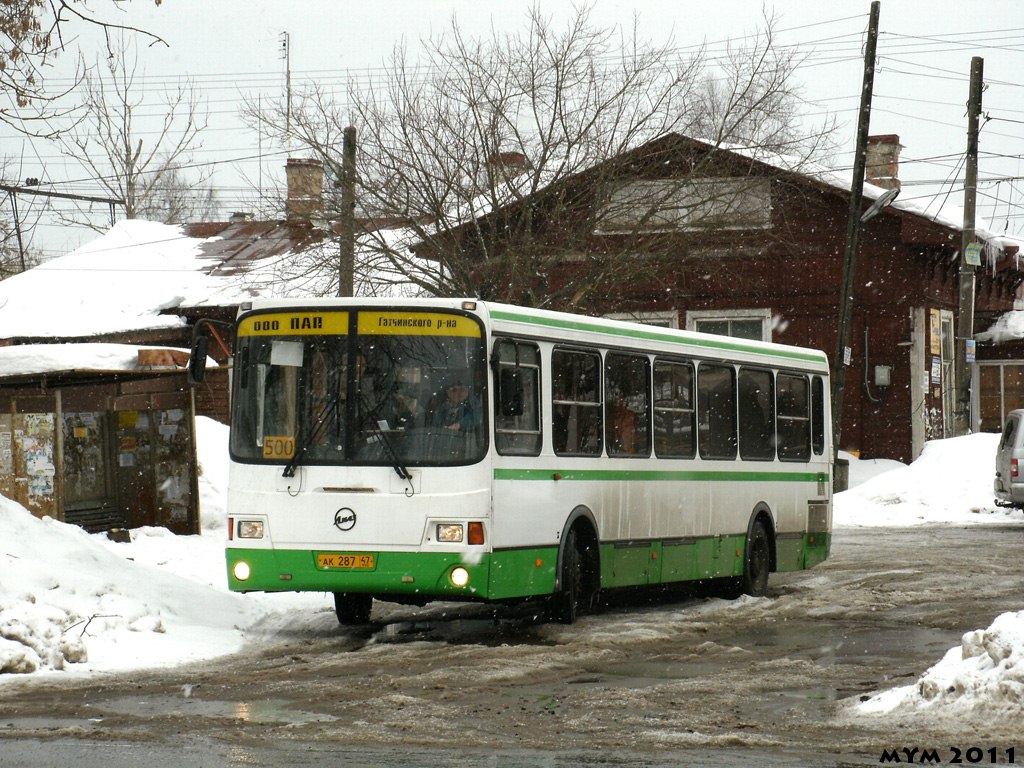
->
xmin=597 ymin=177 xmax=772 ymax=233
xmin=604 ymin=310 xmax=678 ymax=329
xmin=686 ymin=309 xmax=772 ymax=342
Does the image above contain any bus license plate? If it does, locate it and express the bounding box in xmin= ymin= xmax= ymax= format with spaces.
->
xmin=317 ymin=553 xmax=376 ymax=570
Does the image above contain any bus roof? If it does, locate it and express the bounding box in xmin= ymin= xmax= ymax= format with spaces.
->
xmin=238 ymin=297 xmax=830 ymax=370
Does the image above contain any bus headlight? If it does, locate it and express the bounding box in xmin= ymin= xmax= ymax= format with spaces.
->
xmin=436 ymin=524 xmax=463 ymax=543
xmin=233 ymin=561 xmax=251 ymax=581
xmin=238 ymin=520 xmax=265 ymax=539
xmin=450 ymin=566 xmax=470 ymax=588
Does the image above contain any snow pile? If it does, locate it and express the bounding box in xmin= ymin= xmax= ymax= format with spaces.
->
xmin=841 ymin=433 xmax=1024 ymax=719
xmin=0 ymin=495 xmax=258 ymax=675
xmin=840 ymin=450 xmax=906 ymax=489
xmin=195 ymin=416 xmax=229 ymax=532
xmin=859 ymin=612 xmax=1024 ymax=718
xmin=833 ymin=433 xmax=1017 ymax=527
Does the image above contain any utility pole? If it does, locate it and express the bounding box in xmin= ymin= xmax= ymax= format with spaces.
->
xmin=954 ymin=56 xmax=984 ymax=436
xmin=280 ymin=32 xmax=292 ymax=140
xmin=832 ymin=0 xmax=880 ymax=458
xmin=2 ymin=183 xmax=125 ymax=269
xmin=338 ymin=126 xmax=357 ymax=297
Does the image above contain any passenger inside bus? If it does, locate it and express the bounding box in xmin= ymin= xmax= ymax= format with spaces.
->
xmin=430 ymin=375 xmax=480 ymax=432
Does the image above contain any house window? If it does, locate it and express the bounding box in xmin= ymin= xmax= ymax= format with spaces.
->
xmin=597 ymin=177 xmax=771 ymax=233
xmin=604 ymin=310 xmax=678 ymax=329
xmin=977 ymin=362 xmax=1024 ymax=433
xmin=687 ymin=309 xmax=771 ymax=342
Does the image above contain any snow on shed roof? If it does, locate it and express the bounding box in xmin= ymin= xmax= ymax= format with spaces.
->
xmin=0 ymin=343 xmax=213 ymax=380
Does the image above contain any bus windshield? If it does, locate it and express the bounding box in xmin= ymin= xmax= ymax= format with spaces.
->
xmin=230 ymin=309 xmax=487 ymax=468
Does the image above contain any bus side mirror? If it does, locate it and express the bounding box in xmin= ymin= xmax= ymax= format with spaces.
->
xmin=188 ymin=335 xmax=209 ymax=385
xmin=499 ymin=368 xmax=524 ymax=417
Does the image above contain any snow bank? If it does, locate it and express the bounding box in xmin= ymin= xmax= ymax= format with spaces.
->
xmin=0 ymin=496 xmax=258 ymax=675
xmin=195 ymin=416 xmax=229 ymax=532
xmin=858 ymin=611 xmax=1024 ymax=718
xmin=834 ymin=433 xmax=1019 ymax=527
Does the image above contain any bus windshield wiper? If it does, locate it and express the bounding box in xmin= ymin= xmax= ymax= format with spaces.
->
xmin=282 ymin=395 xmax=340 ymax=478
xmin=360 ymin=393 xmax=412 ymax=482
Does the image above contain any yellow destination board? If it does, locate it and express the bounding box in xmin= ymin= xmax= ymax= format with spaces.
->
xmin=238 ymin=311 xmax=348 ymax=337
xmin=358 ymin=311 xmax=481 ymax=337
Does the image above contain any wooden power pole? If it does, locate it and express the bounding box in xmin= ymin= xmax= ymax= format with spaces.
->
xmin=338 ymin=126 xmax=357 ymax=297
xmin=954 ymin=56 xmax=984 ymax=435
xmin=831 ymin=0 xmax=880 ymax=457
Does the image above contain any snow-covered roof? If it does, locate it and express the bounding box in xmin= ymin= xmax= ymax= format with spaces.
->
xmin=0 ymin=219 xmax=422 ymax=342
xmin=0 ymin=221 xmax=265 ymax=340
xmin=0 ymin=343 xmax=214 ymax=380
xmin=712 ymin=136 xmax=1023 ymax=253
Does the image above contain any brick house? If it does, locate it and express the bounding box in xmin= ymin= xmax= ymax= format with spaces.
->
xmin=428 ymin=133 xmax=1023 ymax=463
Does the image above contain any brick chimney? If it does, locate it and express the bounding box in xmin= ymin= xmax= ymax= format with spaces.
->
xmin=487 ymin=151 xmax=531 ymax=184
xmin=865 ymin=134 xmax=902 ymax=190
xmin=285 ymin=158 xmax=324 ymax=221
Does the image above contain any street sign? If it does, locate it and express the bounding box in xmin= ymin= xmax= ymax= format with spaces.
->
xmin=965 ymin=241 xmax=984 ymax=267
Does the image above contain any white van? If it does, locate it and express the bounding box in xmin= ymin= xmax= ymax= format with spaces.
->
xmin=994 ymin=409 xmax=1024 ymax=509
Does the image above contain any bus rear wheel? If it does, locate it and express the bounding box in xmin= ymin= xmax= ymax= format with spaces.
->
xmin=333 ymin=592 xmax=373 ymax=625
xmin=739 ymin=521 xmax=771 ymax=597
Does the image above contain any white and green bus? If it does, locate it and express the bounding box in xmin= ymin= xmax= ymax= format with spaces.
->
xmin=211 ymin=297 xmax=832 ymax=624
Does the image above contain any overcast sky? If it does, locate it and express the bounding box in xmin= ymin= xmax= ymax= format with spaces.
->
xmin=4 ymin=0 xmax=1022 ymax=260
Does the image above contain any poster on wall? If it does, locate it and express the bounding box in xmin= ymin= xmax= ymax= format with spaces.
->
xmin=929 ymin=309 xmax=941 ymax=356
xmin=931 ymin=356 xmax=942 ymax=385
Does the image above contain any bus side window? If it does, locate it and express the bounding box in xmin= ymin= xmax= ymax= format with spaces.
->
xmin=653 ymin=359 xmax=695 ymax=459
xmin=605 ymin=353 xmax=651 ymax=457
xmin=697 ymin=363 xmax=737 ymax=460
xmin=493 ymin=339 xmax=542 ymax=456
xmin=811 ymin=375 xmax=826 ymax=455
xmin=738 ymin=367 xmax=775 ymax=461
xmin=778 ymin=373 xmax=811 ymax=461
xmin=552 ymin=348 xmax=602 ymax=456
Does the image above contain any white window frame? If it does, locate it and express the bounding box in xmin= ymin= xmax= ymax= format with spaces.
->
xmin=597 ymin=177 xmax=772 ymax=234
xmin=604 ymin=310 xmax=679 ymax=329
xmin=686 ymin=308 xmax=772 ymax=342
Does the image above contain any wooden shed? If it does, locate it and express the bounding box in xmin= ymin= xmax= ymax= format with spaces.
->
xmin=0 ymin=345 xmax=201 ymax=534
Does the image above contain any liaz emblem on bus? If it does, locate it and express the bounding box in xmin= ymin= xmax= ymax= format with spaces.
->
xmin=263 ymin=436 xmax=296 ymax=460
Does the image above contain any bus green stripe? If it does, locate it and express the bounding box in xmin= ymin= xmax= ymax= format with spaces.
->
xmin=489 ymin=309 xmax=827 ymax=364
xmin=494 ymin=468 xmax=826 ymax=483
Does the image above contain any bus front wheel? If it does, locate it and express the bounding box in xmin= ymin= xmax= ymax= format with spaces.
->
xmin=334 ymin=592 xmax=373 ymax=625
xmin=549 ymin=527 xmax=595 ymax=624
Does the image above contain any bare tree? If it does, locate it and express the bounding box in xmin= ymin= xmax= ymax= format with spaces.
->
xmin=47 ymin=34 xmax=212 ymax=230
xmin=134 ymin=161 xmax=218 ymax=225
xmin=1 ymin=0 xmax=166 ymax=135
xmin=245 ymin=5 xmax=836 ymax=309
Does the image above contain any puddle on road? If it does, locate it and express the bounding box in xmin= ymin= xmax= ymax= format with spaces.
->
xmin=93 ymin=695 xmax=336 ymax=725
xmin=1 ymin=696 xmax=334 ymax=738
xmin=549 ymin=620 xmax=960 ymax=717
